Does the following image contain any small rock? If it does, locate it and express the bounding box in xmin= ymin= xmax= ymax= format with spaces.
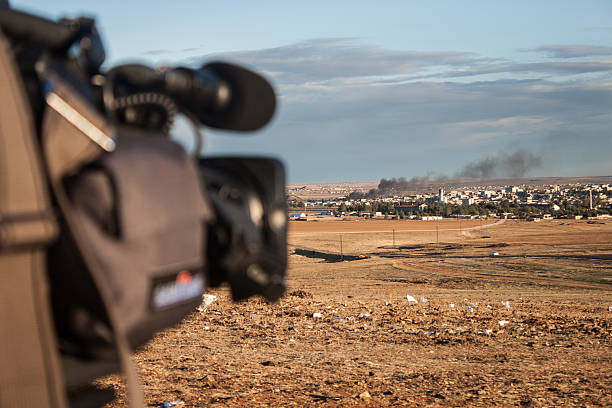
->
xmin=359 ymin=391 xmax=371 ymax=399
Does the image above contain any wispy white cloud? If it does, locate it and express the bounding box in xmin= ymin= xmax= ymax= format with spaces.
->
xmin=527 ymin=44 xmax=612 ymax=58
xmin=197 ymin=38 xmax=612 ymax=181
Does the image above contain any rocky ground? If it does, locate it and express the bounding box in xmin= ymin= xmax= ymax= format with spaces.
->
xmin=100 ymin=220 xmax=612 ymax=407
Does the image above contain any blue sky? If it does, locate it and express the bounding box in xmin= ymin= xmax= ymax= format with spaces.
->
xmin=13 ymin=1 xmax=612 ymax=182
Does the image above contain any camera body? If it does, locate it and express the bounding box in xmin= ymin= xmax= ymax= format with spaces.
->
xmin=0 ymin=6 xmax=287 ymax=406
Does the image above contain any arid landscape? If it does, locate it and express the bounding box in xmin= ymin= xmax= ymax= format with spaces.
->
xmin=101 ymin=218 xmax=611 ymax=407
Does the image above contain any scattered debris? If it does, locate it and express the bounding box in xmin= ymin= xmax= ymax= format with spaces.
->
xmin=467 ymin=306 xmax=474 ymax=312
xmin=162 ymin=401 xmax=184 ymax=407
xmin=498 ymin=320 xmax=510 ymax=327
xmin=406 ymin=295 xmax=418 ymax=304
xmin=485 ymin=329 xmax=493 ymax=335
xmin=501 ymin=300 xmax=511 ymax=309
xmin=312 ymin=312 xmax=323 ymax=318
xmin=420 ymin=296 xmax=429 ymax=303
xmin=358 ymin=390 xmax=371 ymax=400
xmin=358 ymin=313 xmax=371 ymax=319
xmin=197 ymin=294 xmax=217 ymax=312
xmin=450 ymin=303 xmax=455 ymax=309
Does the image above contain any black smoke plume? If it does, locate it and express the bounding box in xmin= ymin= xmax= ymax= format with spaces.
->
xmin=346 ymin=150 xmax=543 ymax=199
xmin=457 ymin=150 xmax=542 ymax=179
xmin=347 ymin=174 xmax=446 ymax=199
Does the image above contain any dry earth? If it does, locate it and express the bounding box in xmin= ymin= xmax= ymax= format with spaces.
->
xmin=101 ymin=218 xmax=612 ymax=407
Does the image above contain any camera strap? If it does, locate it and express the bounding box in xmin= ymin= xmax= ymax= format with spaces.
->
xmin=0 ymin=31 xmax=67 ymax=408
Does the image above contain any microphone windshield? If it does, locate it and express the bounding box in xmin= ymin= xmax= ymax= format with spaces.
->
xmin=198 ymin=62 xmax=276 ymax=132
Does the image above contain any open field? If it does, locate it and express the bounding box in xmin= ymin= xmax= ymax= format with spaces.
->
xmin=101 ymin=219 xmax=611 ymax=407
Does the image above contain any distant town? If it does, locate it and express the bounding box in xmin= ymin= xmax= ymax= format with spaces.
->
xmin=287 ymin=177 xmax=612 ymax=220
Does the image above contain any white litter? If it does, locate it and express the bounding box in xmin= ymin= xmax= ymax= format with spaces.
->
xmin=420 ymin=296 xmax=428 ymax=303
xmin=197 ymin=294 xmax=217 ymax=312
xmin=608 ymin=306 xmax=612 ymax=312
xmin=449 ymin=303 xmax=455 ymax=309
xmin=312 ymin=312 xmax=323 ymax=318
xmin=406 ymin=295 xmax=418 ymax=304
xmin=203 ymin=326 xmax=210 ymax=331
xmin=485 ymin=329 xmax=493 ymax=335
xmin=501 ymin=300 xmax=511 ymax=309
xmin=358 ymin=313 xmax=371 ymax=319
xmin=383 ymin=301 xmax=390 ymax=306
xmin=498 ymin=320 xmax=510 ymax=327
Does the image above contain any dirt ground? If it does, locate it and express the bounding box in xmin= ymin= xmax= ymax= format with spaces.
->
xmin=100 ymin=219 xmax=612 ymax=407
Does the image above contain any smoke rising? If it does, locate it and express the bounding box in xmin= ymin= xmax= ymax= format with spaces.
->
xmin=457 ymin=150 xmax=542 ymax=179
xmin=348 ymin=174 xmax=447 ymax=199
xmin=346 ymin=150 xmax=543 ymax=199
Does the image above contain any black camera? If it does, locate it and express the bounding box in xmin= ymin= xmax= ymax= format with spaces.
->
xmin=0 ymin=6 xmax=287 ymax=405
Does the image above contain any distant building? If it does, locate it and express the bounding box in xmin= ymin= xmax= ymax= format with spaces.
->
xmin=438 ymin=187 xmax=447 ymax=203
xmin=462 ymin=198 xmax=475 ymax=206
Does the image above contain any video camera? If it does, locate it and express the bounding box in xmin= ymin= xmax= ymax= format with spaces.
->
xmin=0 ymin=6 xmax=287 ymax=407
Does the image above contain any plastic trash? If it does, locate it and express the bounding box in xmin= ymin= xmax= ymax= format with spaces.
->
xmin=485 ymin=329 xmax=493 ymax=335
xmin=312 ymin=312 xmax=323 ymax=318
xmin=358 ymin=313 xmax=371 ymax=319
xmin=406 ymin=295 xmax=418 ymax=304
xmin=203 ymin=326 xmax=210 ymax=330
xmin=424 ymin=330 xmax=435 ymax=335
xmin=163 ymin=401 xmax=185 ymax=408
xmin=420 ymin=296 xmax=428 ymax=303
xmin=471 ymin=302 xmax=478 ymax=307
xmin=498 ymin=320 xmax=509 ymax=327
xmin=197 ymin=293 xmax=217 ymax=312
xmin=486 ymin=304 xmax=492 ymax=309
xmin=501 ymin=300 xmax=510 ymax=309
xmin=608 ymin=306 xmax=612 ymax=312
xmin=383 ymin=301 xmax=390 ymax=306
xmin=449 ymin=303 xmax=455 ymax=309
xmin=467 ymin=306 xmax=474 ymax=312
